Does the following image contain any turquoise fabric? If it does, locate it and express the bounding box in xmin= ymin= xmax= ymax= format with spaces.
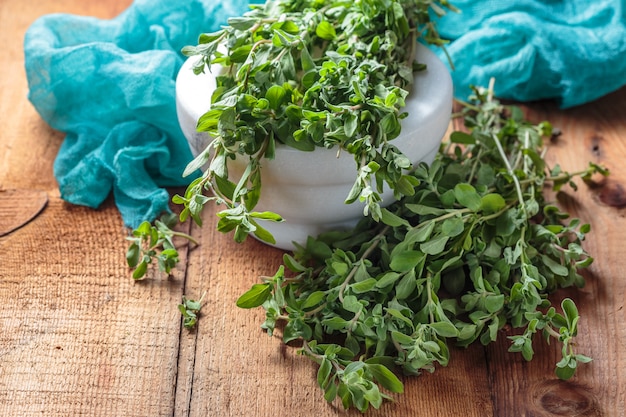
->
xmin=24 ymin=0 xmax=251 ymax=227
xmin=431 ymin=0 xmax=626 ymax=108
xmin=24 ymin=0 xmax=626 ymax=227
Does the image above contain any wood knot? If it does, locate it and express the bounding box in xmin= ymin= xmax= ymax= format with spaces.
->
xmin=587 ymin=134 xmax=604 ymax=158
xmin=598 ymin=180 xmax=626 ymax=208
xmin=530 ymin=380 xmax=600 ymax=416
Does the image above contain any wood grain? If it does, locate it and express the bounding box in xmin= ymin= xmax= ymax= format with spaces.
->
xmin=0 ymin=189 xmax=48 ymax=236
xmin=1 ymin=1 xmax=626 ymax=416
xmin=0 ymin=199 xmax=185 ymax=416
xmin=0 ymin=1 xmax=184 ymax=416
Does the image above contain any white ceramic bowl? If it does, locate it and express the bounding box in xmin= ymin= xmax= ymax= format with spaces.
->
xmin=176 ymin=43 xmax=453 ymax=250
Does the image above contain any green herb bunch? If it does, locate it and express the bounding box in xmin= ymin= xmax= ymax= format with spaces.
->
xmin=175 ymin=0 xmax=457 ymax=245
xmin=236 ymin=84 xmax=606 ymax=411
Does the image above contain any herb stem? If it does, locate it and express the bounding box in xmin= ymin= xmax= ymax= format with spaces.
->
xmin=304 ymin=303 xmax=327 ymax=317
xmin=248 ymin=18 xmax=278 ymax=34
xmin=338 ymin=226 xmax=389 ymax=303
xmin=421 ymin=208 xmax=472 ymax=225
xmin=453 ymin=98 xmax=480 ymax=113
xmin=492 ymin=132 xmax=526 ymax=215
xmin=545 ymin=324 xmax=562 ymax=340
xmin=426 ymin=275 xmax=435 ymax=323
xmin=301 ymin=340 xmax=345 ymax=373
xmin=168 ymin=231 xmax=199 ymax=246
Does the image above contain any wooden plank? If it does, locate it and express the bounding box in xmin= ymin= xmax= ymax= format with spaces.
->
xmin=0 ymin=1 xmax=186 ymax=416
xmin=2 ymin=1 xmax=626 ymax=416
xmin=0 ymin=199 xmax=185 ymax=416
xmin=485 ymin=89 xmax=626 ymax=416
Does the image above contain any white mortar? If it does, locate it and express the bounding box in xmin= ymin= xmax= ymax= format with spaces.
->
xmin=176 ymin=43 xmax=453 ymax=250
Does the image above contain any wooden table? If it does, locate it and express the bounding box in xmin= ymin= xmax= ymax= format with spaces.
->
xmin=1 ymin=1 xmax=625 ymax=416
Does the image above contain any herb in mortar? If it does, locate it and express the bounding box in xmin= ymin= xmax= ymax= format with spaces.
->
xmin=236 ymin=84 xmax=606 ymax=411
xmin=173 ymin=0 xmax=457 ymax=245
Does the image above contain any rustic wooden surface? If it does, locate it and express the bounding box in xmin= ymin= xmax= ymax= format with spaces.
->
xmin=1 ymin=1 xmax=625 ymax=416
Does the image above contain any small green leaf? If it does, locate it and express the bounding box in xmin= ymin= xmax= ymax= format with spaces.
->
xmin=390 ymin=250 xmax=424 ymax=273
xmin=484 ymin=294 xmax=505 ymax=314
xmin=252 ymin=221 xmax=276 ymax=244
xmin=300 ymin=46 xmax=316 ymax=72
xmin=391 ymin=330 xmax=413 ymax=345
xmin=555 ymin=362 xmax=577 ymax=380
xmin=385 ymin=92 xmax=398 ymax=107
xmin=454 ymin=184 xmax=482 ymax=211
xmin=324 ymin=379 xmax=338 ymax=403
xmin=342 ymin=295 xmax=362 ymax=313
xmin=405 ymin=204 xmax=446 ymax=217
xmin=351 ymin=278 xmax=378 ymax=294
xmin=420 ymin=235 xmax=449 ymax=256
xmin=227 ymin=17 xmax=257 ymax=31
xmin=480 ymin=193 xmax=507 ymax=213
xmin=132 ymin=261 xmax=148 ymax=280
xmin=395 ymin=271 xmax=417 ymax=300
xmin=302 ymin=291 xmax=326 ymax=310
xmin=366 ymin=363 xmax=404 ymax=393
xmin=381 ymin=208 xmax=410 ymax=227
xmin=283 ymin=253 xmax=307 ymax=272
xmin=450 ymin=131 xmax=476 ymax=144
xmin=315 ymin=20 xmax=336 ymax=40
xmin=317 ymin=358 xmax=333 ymax=388
xmin=430 ymin=321 xmax=459 ymax=338
xmin=323 ymin=317 xmax=350 ymax=330
xmin=126 ymin=243 xmax=140 ymax=268
xmin=236 ymin=283 xmax=272 ymax=308
xmin=441 ymin=217 xmax=465 ymax=237
xmin=376 ymin=272 xmax=401 ymax=288
xmin=561 ymin=298 xmax=579 ymax=329
xmin=249 ymin=211 xmax=284 ymax=222
xmin=408 ymin=221 xmax=436 ymax=243
xmin=266 ymin=85 xmax=286 ymax=110
xmin=386 ymin=309 xmax=414 ymax=329
xmin=135 ymin=221 xmax=152 ymax=236
xmin=344 ymin=113 xmax=358 ymax=138
xmin=395 ymin=175 xmax=418 ymax=196
xmin=542 ymin=255 xmax=569 ymax=276
xmin=229 ymin=45 xmax=252 ymax=63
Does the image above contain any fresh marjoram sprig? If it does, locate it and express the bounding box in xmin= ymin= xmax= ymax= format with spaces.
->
xmin=126 ymin=213 xmax=197 ymax=280
xmin=236 ymin=83 xmax=607 ymax=411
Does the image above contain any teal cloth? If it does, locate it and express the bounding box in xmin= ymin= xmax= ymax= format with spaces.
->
xmin=24 ymin=0 xmax=626 ymax=227
xmin=24 ymin=0 xmax=251 ymax=227
xmin=432 ymin=0 xmax=626 ymax=108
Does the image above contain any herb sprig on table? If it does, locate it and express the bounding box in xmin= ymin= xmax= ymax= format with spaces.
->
xmin=236 ymin=84 xmax=605 ymax=411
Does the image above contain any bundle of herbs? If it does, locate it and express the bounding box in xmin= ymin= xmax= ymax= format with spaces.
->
xmin=125 ymin=0 xmax=605 ymax=411
xmin=235 ymin=83 xmax=605 ymax=411
xmin=171 ymin=0 xmax=457 ymax=245
xmin=129 ymin=0 xmax=457 ymax=276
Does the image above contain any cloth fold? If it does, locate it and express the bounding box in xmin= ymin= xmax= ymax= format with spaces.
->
xmin=24 ymin=0 xmax=626 ymax=227
xmin=24 ymin=0 xmax=250 ymax=227
xmin=431 ymin=0 xmax=626 ymax=107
